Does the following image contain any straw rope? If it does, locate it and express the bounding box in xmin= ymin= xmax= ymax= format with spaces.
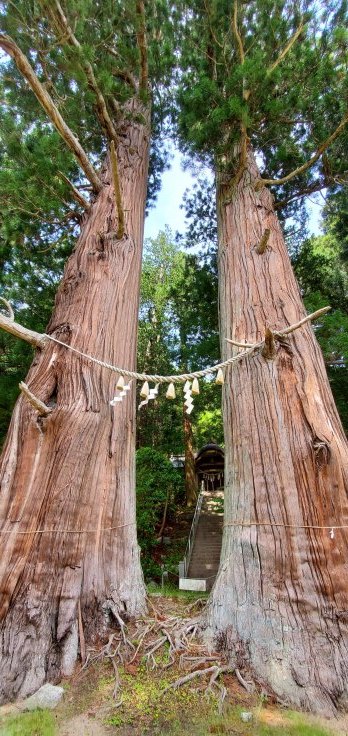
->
xmin=45 ymin=334 xmax=262 ymax=383
xmin=0 ymin=521 xmax=136 ymax=535
xmin=224 ymin=521 xmax=348 ymax=531
xmin=44 ymin=306 xmax=329 ymax=385
xmin=1 ymin=520 xmax=345 ymax=536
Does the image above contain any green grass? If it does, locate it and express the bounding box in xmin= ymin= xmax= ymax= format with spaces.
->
xmin=147 ymin=581 xmax=208 ymax=602
xmin=0 ymin=709 xmax=56 ymax=736
xmin=264 ymin=710 xmax=335 ymax=736
xmin=161 ymin=706 xmax=335 ymax=736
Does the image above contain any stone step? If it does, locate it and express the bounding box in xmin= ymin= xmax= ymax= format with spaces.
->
xmin=184 ymin=490 xmax=224 ymax=586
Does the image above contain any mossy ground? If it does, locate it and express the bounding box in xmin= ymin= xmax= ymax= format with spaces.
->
xmin=0 ymin=592 xmax=346 ymax=736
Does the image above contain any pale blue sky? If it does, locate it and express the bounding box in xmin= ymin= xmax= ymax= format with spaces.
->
xmin=144 ymin=148 xmax=323 ymax=241
xmin=144 ymin=150 xmax=198 ymax=239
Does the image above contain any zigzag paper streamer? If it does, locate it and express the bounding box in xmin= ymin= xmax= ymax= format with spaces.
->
xmin=184 ymin=381 xmax=195 ymax=415
xmin=110 ymin=381 xmax=132 ymax=406
xmin=138 ymin=383 xmax=159 ymax=410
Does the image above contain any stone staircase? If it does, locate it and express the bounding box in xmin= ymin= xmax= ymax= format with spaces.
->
xmin=179 ymin=490 xmax=223 ymax=592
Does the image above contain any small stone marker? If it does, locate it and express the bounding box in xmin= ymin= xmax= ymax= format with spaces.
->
xmin=24 ymin=683 xmax=64 ymax=710
xmin=240 ymin=711 xmax=253 ymax=723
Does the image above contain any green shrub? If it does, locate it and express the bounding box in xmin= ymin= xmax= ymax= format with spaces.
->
xmin=136 ymin=447 xmax=183 ymax=581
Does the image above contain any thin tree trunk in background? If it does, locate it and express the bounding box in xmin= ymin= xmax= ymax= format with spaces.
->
xmin=183 ymin=409 xmax=197 ymax=506
xmin=0 ymin=100 xmax=149 ymax=702
xmin=206 ymin=149 xmax=348 ymax=714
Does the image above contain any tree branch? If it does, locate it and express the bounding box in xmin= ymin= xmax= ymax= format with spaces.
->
xmin=267 ymin=19 xmax=304 ymax=75
xmin=0 ymin=312 xmax=46 ymax=348
xmin=274 ymin=179 xmax=327 ymax=209
xmin=0 ymin=297 xmax=14 ymax=322
xmin=274 ymin=306 xmax=331 ymax=336
xmin=43 ymin=0 xmax=118 ymax=143
xmin=19 ymin=382 xmax=52 ymax=416
xmin=226 ymin=307 xmax=331 ymax=348
xmin=57 ymin=171 xmax=90 ymax=210
xmin=104 ymin=48 xmax=138 ymax=92
xmin=232 ymin=0 xmax=244 ymax=64
xmin=136 ymin=0 xmax=149 ymax=92
xmin=110 ymin=141 xmax=125 ymax=239
xmin=256 ymin=114 xmax=348 ymax=189
xmin=226 ymin=338 xmax=254 ymax=348
xmin=0 ymin=34 xmax=102 ymax=193
xmin=234 ymin=124 xmax=248 ymax=188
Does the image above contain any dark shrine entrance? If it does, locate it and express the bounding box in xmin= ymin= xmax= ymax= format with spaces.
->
xmin=195 ymin=443 xmax=224 ymax=491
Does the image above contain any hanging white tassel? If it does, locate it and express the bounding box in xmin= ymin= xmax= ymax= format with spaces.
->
xmin=166 ymin=382 xmax=176 ymax=400
xmin=184 ymin=395 xmax=193 ymax=408
xmin=215 ymin=368 xmax=224 ymax=385
xmin=140 ymin=381 xmax=149 ymax=399
xmin=124 ymin=383 xmax=131 ymax=391
xmin=191 ymin=377 xmax=200 ymax=395
xmin=330 ymin=528 xmax=335 ymax=539
xmin=186 ymin=404 xmax=194 ymax=415
xmin=183 ymin=380 xmax=191 ymax=393
xmin=116 ymin=375 xmax=125 ymax=390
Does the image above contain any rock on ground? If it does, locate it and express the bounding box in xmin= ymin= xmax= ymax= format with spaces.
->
xmin=24 ymin=683 xmax=65 ymax=711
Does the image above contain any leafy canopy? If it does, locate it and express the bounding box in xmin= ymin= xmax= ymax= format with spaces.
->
xmin=0 ymin=0 xmax=175 ymax=263
xmin=175 ymin=0 xmax=348 ymax=212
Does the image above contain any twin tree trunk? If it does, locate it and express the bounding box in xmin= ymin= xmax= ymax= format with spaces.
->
xmin=0 ymin=101 xmax=150 ymax=702
xmin=206 ymin=150 xmax=348 ymax=715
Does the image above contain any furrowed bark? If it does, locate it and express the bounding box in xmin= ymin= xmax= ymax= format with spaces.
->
xmin=205 ymin=149 xmax=348 ymax=715
xmin=0 ymin=98 xmax=150 ymax=703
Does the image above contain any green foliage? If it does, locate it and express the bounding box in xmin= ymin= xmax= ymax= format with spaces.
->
xmin=0 ymin=709 xmax=56 ymax=736
xmin=136 ymin=447 xmax=183 ymax=580
xmin=195 ymin=407 xmax=223 ymax=448
xmin=0 ymin=233 xmax=72 ymax=448
xmin=0 ymin=0 xmax=176 ymax=341
xmin=137 ymin=229 xmax=221 ymax=455
xmin=323 ymin=187 xmax=348 ymax=262
xmin=175 ymin=0 xmax=348 ymax=218
xmin=292 ymin=230 xmax=348 ymax=432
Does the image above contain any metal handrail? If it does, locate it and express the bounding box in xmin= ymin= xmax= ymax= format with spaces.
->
xmin=179 ymin=490 xmax=204 ymax=578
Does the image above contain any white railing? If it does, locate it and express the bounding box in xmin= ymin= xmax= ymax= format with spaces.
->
xmin=179 ymin=490 xmax=204 ymax=579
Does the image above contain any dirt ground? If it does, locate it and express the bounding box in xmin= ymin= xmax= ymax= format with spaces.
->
xmin=1 ymin=593 xmax=348 ymax=736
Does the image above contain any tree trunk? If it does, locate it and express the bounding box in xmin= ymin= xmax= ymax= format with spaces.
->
xmin=206 ymin=149 xmax=348 ymax=714
xmin=0 ymin=100 xmax=149 ymax=703
xmin=183 ymin=410 xmax=197 ymax=506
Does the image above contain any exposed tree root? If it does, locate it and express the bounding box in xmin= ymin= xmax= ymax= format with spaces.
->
xmin=235 ymin=667 xmax=255 ymax=694
xmin=73 ymin=606 xmax=251 ymax=713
